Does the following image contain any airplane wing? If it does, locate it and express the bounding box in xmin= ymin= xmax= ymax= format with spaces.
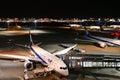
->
xmin=59 ymin=43 xmax=86 ymax=53
xmin=0 ymin=54 xmax=48 ymax=66
xmin=53 ymin=44 xmax=77 ymax=55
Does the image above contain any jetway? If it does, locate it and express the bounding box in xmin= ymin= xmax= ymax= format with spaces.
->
xmin=59 ymin=54 xmax=120 ymax=69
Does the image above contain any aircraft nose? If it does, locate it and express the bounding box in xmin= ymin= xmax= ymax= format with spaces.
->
xmin=62 ymin=69 xmax=69 ymax=76
xmin=65 ymin=71 xmax=69 ymax=76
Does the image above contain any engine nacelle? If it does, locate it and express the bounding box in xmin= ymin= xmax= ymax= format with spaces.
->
xmin=97 ymin=42 xmax=107 ymax=48
xmin=24 ymin=60 xmax=34 ymax=71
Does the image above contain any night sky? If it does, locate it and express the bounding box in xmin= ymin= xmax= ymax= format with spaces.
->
xmin=0 ymin=0 xmax=119 ymax=18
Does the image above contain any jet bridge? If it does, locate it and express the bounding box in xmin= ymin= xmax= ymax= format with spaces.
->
xmin=59 ymin=54 xmax=120 ymax=70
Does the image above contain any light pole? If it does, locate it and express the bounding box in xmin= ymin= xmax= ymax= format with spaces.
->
xmin=34 ymin=20 xmax=37 ymax=30
xmin=7 ymin=20 xmax=10 ymax=30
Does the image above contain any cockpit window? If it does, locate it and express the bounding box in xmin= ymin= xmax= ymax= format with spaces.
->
xmin=60 ymin=67 xmax=67 ymax=69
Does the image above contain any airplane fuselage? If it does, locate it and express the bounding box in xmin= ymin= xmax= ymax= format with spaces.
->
xmin=30 ymin=45 xmax=69 ymax=76
xmin=85 ymin=33 xmax=120 ymax=48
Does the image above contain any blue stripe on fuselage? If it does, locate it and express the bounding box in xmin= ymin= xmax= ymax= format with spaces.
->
xmin=30 ymin=46 xmax=47 ymax=64
xmin=85 ymin=34 xmax=120 ymax=46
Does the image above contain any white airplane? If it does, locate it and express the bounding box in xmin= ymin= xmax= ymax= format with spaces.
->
xmin=109 ymin=25 xmax=120 ymax=28
xmin=0 ymin=30 xmax=77 ymax=76
xmin=84 ymin=27 xmax=120 ymax=48
xmin=88 ymin=26 xmax=100 ymax=30
xmin=68 ymin=24 xmax=82 ymax=28
xmin=99 ymin=25 xmax=120 ymax=33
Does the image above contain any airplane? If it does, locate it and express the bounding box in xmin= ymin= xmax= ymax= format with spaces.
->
xmin=88 ymin=26 xmax=100 ymax=30
xmin=109 ymin=31 xmax=120 ymax=38
xmin=68 ymin=24 xmax=82 ymax=28
xmin=84 ymin=27 xmax=120 ymax=48
xmin=99 ymin=25 xmax=120 ymax=38
xmin=0 ymin=30 xmax=77 ymax=77
xmin=109 ymin=25 xmax=120 ymax=29
xmin=97 ymin=19 xmax=120 ymax=38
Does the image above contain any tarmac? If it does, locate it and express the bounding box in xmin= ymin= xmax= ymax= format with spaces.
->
xmin=0 ymin=43 xmax=120 ymax=80
xmin=0 ymin=27 xmax=120 ymax=80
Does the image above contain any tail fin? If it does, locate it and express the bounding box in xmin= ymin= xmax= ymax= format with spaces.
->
xmin=99 ymin=25 xmax=104 ymax=31
xmin=29 ymin=30 xmax=34 ymax=46
xmin=29 ymin=30 xmax=42 ymax=46
xmin=98 ymin=18 xmax=102 ymax=31
xmin=84 ymin=27 xmax=89 ymax=35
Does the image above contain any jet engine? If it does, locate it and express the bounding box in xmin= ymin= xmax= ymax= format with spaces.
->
xmin=98 ymin=42 xmax=107 ymax=48
xmin=24 ymin=60 xmax=34 ymax=72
